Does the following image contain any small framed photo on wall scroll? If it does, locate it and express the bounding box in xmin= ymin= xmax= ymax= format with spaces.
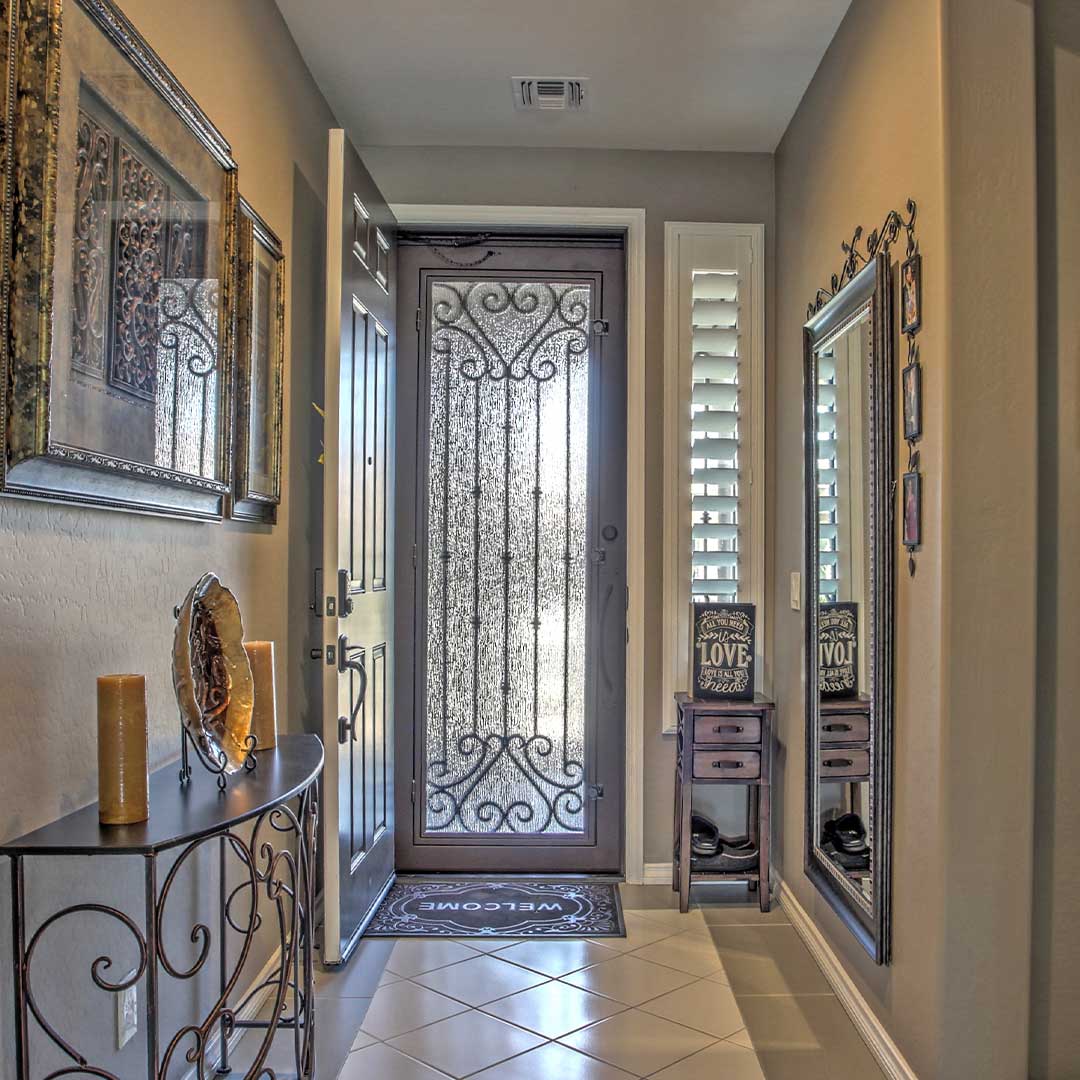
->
xmin=690 ymin=602 xmax=756 ymax=700
xmin=903 ymin=471 xmax=922 ymax=548
xmin=903 ymin=361 xmax=922 ymax=440
xmin=901 ymin=252 xmax=922 ymax=334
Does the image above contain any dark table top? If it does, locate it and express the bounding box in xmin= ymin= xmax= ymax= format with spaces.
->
xmin=1 ymin=734 xmax=324 ymax=857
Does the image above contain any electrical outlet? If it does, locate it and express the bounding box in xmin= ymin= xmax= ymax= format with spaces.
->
xmin=790 ymin=572 xmax=801 ymax=611
xmin=116 ymin=971 xmax=137 ymax=1050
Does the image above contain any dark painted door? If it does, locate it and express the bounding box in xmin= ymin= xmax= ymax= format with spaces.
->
xmin=395 ymin=236 xmax=627 ymax=874
xmin=320 ymin=130 xmax=396 ymax=964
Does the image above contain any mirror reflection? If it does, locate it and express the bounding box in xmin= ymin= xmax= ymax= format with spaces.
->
xmin=815 ymin=307 xmax=873 ymax=904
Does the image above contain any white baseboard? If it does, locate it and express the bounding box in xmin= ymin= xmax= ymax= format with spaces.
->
xmin=182 ymin=947 xmax=283 ymax=1080
xmin=775 ymin=875 xmax=918 ymax=1080
xmin=642 ymin=862 xmax=674 ymax=886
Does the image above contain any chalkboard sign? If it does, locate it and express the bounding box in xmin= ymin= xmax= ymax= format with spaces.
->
xmin=819 ymin=602 xmax=858 ymax=698
xmin=690 ymin=602 xmax=756 ymax=700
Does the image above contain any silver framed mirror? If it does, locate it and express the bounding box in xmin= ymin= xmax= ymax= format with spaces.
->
xmin=803 ymin=251 xmax=894 ymax=964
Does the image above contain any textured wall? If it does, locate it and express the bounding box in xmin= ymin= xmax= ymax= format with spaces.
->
xmin=0 ymin=0 xmax=335 ymax=1072
xmin=775 ymin=1 xmax=1038 ymax=1077
xmin=1032 ymin=1 xmax=1080 ymax=1076
xmin=359 ymin=145 xmax=775 ymax=864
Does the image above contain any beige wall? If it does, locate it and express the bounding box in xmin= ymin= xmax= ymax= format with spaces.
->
xmin=360 ymin=145 xmax=775 ymax=864
xmin=1032 ymin=2 xmax=1080 ymax=1076
xmin=775 ymin=1 xmax=1038 ymax=1077
xmin=0 ymin=1 xmax=335 ymax=1072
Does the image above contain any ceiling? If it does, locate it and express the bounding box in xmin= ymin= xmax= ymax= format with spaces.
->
xmin=274 ymin=0 xmax=853 ymax=153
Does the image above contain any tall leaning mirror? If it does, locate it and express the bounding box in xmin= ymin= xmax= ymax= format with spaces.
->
xmin=803 ymin=251 xmax=894 ymax=964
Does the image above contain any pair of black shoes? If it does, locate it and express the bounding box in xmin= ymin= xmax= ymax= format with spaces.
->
xmin=690 ymin=814 xmax=759 ymax=871
xmin=821 ymin=813 xmax=870 ymax=871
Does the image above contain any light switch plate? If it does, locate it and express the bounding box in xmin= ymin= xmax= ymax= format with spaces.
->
xmin=116 ymin=971 xmax=137 ymax=1050
xmin=790 ymin=572 xmax=801 ymax=611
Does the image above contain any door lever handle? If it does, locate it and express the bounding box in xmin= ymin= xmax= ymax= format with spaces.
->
xmin=337 ymin=633 xmax=367 ymax=744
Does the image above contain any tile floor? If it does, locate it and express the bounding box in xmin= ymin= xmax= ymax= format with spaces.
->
xmin=299 ymin=885 xmax=886 ymax=1080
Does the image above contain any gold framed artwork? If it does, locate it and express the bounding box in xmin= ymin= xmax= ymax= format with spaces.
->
xmin=230 ymin=198 xmax=285 ymax=524
xmin=1 ymin=0 xmax=239 ymax=519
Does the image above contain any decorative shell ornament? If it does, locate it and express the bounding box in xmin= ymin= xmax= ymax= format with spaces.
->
xmin=172 ymin=573 xmax=254 ymax=775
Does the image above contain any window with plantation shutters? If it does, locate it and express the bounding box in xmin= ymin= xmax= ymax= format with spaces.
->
xmin=663 ymin=224 xmax=765 ymax=731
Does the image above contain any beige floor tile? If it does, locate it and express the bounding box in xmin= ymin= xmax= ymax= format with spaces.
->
xmin=452 ymin=937 xmax=518 ymax=953
xmin=388 ymin=1010 xmax=545 ymax=1078
xmin=482 ymin=978 xmax=626 ymax=1038
xmin=626 ymin=906 xmax=708 ymax=932
xmin=359 ymin=979 xmax=469 ymax=1040
xmin=588 ymin=911 xmax=676 ymax=953
xmin=383 ymin=938 xmax=478 ymax=978
xmin=638 ymin=978 xmax=745 ymax=1039
xmin=698 ymin=902 xmax=790 ymax=926
xmin=650 ymin=1038 xmax=767 ymax=1080
xmin=317 ymin=938 xmax=396 ymax=997
xmin=707 ymin=925 xmax=831 ymax=996
xmin=728 ymin=1026 xmax=754 ymax=1049
xmin=496 ymin=938 xmax=619 ymax=978
xmin=560 ymin=1008 xmax=715 ymax=1075
xmin=339 ymin=1041 xmax=456 ymax=1080
xmin=739 ymin=994 xmax=885 ymax=1079
xmin=350 ymin=1028 xmax=379 ymax=1052
xmin=470 ymin=1040 xmax=637 ymax=1080
xmin=705 ymin=968 xmax=733 ymax=988
xmin=562 ymin=951 xmax=698 ymax=1005
xmin=631 ymin=929 xmax=725 ymax=978
xmin=618 ymin=883 xmax=684 ymax=911
xmin=413 ymin=952 xmax=549 ymax=1006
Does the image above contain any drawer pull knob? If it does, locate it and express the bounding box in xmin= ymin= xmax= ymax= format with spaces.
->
xmin=823 ymin=723 xmax=852 ymax=732
xmin=823 ymin=758 xmax=854 ymax=768
xmin=713 ymin=760 xmax=744 ymax=768
xmin=713 ymin=725 xmax=744 ymax=734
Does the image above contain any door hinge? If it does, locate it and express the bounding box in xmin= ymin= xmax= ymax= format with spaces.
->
xmin=412 ymin=543 xmax=418 ymax=568
xmin=587 ymin=783 xmax=605 ymax=800
xmin=416 ymin=307 xmax=422 ymax=332
xmin=591 ymin=318 xmax=610 ymax=337
xmin=411 ymin=778 xmax=416 ymax=805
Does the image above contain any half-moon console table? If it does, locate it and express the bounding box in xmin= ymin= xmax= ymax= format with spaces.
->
xmin=1 ymin=733 xmax=323 ymax=1079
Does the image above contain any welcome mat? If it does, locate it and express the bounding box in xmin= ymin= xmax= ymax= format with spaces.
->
xmin=366 ymin=879 xmax=625 ymax=938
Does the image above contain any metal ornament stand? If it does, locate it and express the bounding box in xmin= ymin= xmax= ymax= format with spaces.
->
xmin=179 ymin=724 xmax=259 ymax=791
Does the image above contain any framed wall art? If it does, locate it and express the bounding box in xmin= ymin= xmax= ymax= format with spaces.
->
xmin=1 ymin=0 xmax=239 ymax=519
xmin=230 ymin=198 xmax=284 ymax=524
xmin=689 ymin=602 xmax=756 ymax=701
xmin=902 ymin=470 xmax=921 ymax=548
xmin=900 ymin=252 xmax=922 ymax=335
xmin=902 ymin=360 xmax=922 ymax=440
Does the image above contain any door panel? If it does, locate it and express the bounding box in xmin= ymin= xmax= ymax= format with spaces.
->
xmin=321 ymin=130 xmax=396 ymax=965
xmin=395 ymin=239 xmax=626 ymax=874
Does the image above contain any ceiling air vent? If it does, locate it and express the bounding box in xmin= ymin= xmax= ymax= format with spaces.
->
xmin=512 ymin=77 xmax=589 ymax=112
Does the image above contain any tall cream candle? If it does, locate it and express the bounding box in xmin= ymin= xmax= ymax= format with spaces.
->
xmin=244 ymin=641 xmax=278 ymax=750
xmin=97 ymin=675 xmax=149 ymax=825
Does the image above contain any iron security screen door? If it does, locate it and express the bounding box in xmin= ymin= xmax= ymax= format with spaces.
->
xmin=396 ymin=238 xmax=626 ymax=873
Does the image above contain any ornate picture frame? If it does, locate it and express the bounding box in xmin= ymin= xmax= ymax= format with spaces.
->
xmin=230 ymin=197 xmax=284 ymax=524
xmin=1 ymin=0 xmax=239 ymax=519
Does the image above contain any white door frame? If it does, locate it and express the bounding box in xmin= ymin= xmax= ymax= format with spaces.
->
xmin=391 ymin=203 xmax=646 ymax=884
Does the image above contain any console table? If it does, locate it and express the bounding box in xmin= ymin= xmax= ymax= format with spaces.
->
xmin=673 ymin=694 xmax=774 ymax=913
xmin=1 ymin=733 xmax=323 ymax=1079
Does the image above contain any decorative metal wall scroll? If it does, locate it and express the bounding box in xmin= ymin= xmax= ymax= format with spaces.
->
xmin=231 ymin=198 xmax=286 ymax=523
xmin=1 ymin=0 xmax=238 ymax=519
xmin=808 ymin=199 xmax=924 ymax=576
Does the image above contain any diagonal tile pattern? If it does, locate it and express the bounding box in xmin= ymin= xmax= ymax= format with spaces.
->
xmin=232 ymin=884 xmax=885 ymax=1078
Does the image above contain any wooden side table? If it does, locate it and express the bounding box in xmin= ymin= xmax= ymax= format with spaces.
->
xmin=673 ymin=693 xmax=775 ymax=913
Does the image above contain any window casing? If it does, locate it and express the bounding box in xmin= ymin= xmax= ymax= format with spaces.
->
xmin=662 ymin=223 xmax=765 ymax=732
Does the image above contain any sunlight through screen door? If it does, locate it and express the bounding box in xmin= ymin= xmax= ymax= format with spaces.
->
xmin=423 ymin=280 xmax=591 ymax=836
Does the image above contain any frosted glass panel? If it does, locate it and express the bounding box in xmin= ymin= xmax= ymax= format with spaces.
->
xmin=424 ymin=280 xmax=591 ymax=835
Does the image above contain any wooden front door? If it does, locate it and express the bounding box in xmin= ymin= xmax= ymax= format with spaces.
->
xmin=320 ymin=130 xmax=396 ymax=964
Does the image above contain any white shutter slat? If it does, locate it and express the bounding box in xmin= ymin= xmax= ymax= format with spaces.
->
xmin=693 ymin=494 xmax=739 ymax=514
xmin=818 ymin=357 xmax=837 ymax=381
xmin=692 ymin=299 xmax=738 ymax=327
xmin=692 ymin=436 xmax=738 ymax=459
xmin=693 ymin=413 xmax=738 ymax=439
xmin=693 ymin=466 xmax=739 ymax=486
xmin=692 ymin=356 xmax=738 ymax=381
xmin=693 ymin=551 xmax=739 ymax=569
xmin=693 ymin=327 xmax=738 ymax=355
xmin=693 ymin=522 xmax=739 ymax=541
xmin=692 ymin=384 xmax=739 ymax=409
xmin=692 ymin=272 xmax=738 ymax=301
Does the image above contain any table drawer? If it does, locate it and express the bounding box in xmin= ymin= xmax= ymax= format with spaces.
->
xmin=818 ymin=748 xmax=870 ymax=780
xmin=693 ymin=750 xmax=760 ymax=780
xmin=694 ymin=715 xmax=761 ymax=745
xmin=819 ymin=713 xmax=869 ymax=744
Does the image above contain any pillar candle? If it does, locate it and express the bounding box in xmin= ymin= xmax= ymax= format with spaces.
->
xmin=97 ymin=675 xmax=149 ymax=825
xmin=244 ymin=641 xmax=278 ymax=750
